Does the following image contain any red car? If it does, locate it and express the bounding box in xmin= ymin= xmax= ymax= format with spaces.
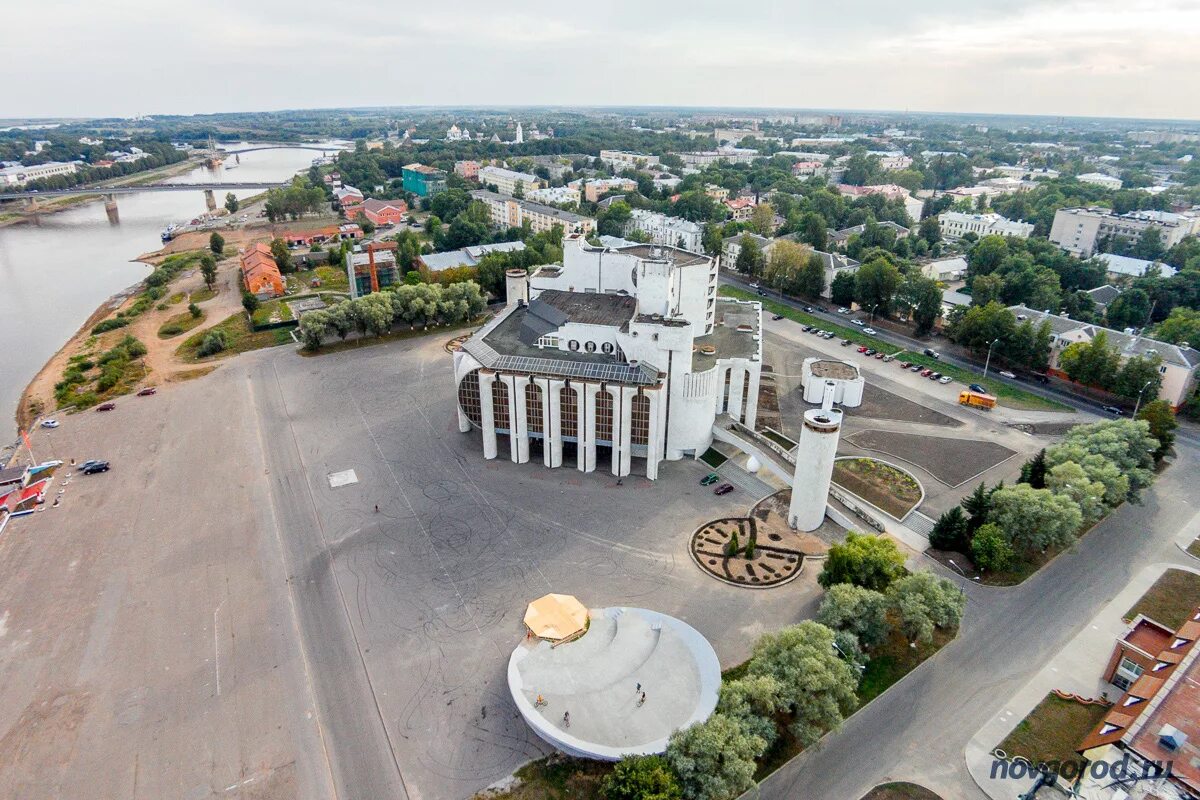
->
xmin=857 ymin=346 xmax=869 ymax=353
xmin=136 ymin=387 xmax=157 ymax=397
xmin=95 ymin=402 xmax=116 ymax=411
xmin=899 ymin=361 xmax=911 ymax=369
xmin=713 ymin=483 xmax=735 ymax=495
xmin=920 ymin=369 xmax=934 ymax=377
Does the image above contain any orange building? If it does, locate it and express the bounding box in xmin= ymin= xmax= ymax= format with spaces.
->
xmin=240 ymin=243 xmax=285 ymax=299
xmin=360 ymin=198 xmax=408 ymax=227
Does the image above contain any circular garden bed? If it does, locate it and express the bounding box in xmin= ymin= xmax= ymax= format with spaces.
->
xmin=690 ymin=516 xmax=807 ymax=588
xmin=445 ymin=334 xmax=470 ymax=354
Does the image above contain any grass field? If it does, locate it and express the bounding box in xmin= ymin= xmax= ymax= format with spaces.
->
xmin=721 ymin=287 xmax=1069 ymax=412
xmin=176 ymin=313 xmax=293 ymax=362
xmin=157 ymin=309 xmax=206 ymax=339
xmin=1124 ymin=568 xmax=1200 ymax=629
xmin=998 ymin=692 xmax=1110 ymax=765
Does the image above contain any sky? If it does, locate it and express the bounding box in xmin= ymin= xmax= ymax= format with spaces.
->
xmin=6 ymin=0 xmax=1200 ymax=121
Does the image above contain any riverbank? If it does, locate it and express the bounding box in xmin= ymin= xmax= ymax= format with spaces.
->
xmin=0 ymin=157 xmax=202 ymax=229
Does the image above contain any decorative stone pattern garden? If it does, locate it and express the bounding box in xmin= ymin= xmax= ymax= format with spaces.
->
xmin=689 ymin=492 xmax=829 ymax=588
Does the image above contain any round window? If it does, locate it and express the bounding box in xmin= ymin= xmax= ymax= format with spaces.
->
xmin=568 ymin=340 xmax=580 ymax=351
xmin=584 ymin=341 xmax=597 ymax=353
xmin=601 ymin=342 xmax=614 ymax=354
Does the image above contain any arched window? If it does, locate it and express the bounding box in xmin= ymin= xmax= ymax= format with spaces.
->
xmin=568 ymin=340 xmax=580 ymax=351
xmin=601 ymin=342 xmax=614 ymax=355
xmin=584 ymin=341 xmax=597 ymax=353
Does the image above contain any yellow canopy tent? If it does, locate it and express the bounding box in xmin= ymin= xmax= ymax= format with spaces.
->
xmin=524 ymin=593 xmax=589 ymax=641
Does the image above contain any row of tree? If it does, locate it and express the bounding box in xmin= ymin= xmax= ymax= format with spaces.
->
xmin=297 ymin=281 xmax=486 ymax=349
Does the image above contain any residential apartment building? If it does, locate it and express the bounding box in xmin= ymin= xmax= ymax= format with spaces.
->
xmin=1049 ymin=207 xmax=1200 ymax=258
xmin=401 ymin=163 xmax=447 ymax=197
xmin=680 ymin=147 xmax=759 ymax=167
xmin=0 ymin=160 xmax=78 ymax=186
xmin=625 ymin=208 xmax=704 ymax=253
xmin=470 ymin=190 xmax=596 ymax=235
xmin=791 ymin=160 xmax=824 ymax=177
xmin=598 ymin=150 xmax=660 ymax=170
xmin=938 ymin=211 xmax=1034 ymax=241
xmin=568 ymin=177 xmax=637 ymax=203
xmin=478 ymin=165 xmax=542 ymax=197
xmin=720 ymin=233 xmax=859 ymax=299
xmin=526 ymin=186 xmax=581 ymax=206
xmin=452 ymin=233 xmax=758 ymax=480
xmin=1077 ymin=172 xmax=1124 ymax=190
xmin=835 ymin=183 xmax=924 ymax=223
xmin=454 ymin=160 xmax=481 ymax=180
xmin=724 ymin=196 xmax=756 ymax=222
xmin=1009 ymin=305 xmax=1200 ymax=408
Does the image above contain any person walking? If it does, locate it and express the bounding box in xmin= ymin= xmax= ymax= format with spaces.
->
xmin=563 ymin=711 xmax=570 ymax=728
xmin=635 ymin=682 xmax=641 ymax=693
xmin=639 ymin=691 xmax=646 ymax=706
xmin=535 ymin=694 xmax=545 ymax=707
xmin=374 ymin=504 xmax=379 ymax=513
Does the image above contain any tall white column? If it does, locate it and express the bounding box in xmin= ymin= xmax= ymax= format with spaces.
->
xmin=456 ymin=403 xmax=471 ymax=433
xmin=727 ymin=365 xmax=746 ymax=423
xmin=743 ymin=366 xmax=761 ymax=429
xmin=618 ymin=386 xmax=636 ymax=477
xmin=510 ymin=375 xmax=531 ymax=464
xmin=645 ymin=388 xmax=663 ymax=480
xmin=583 ymin=383 xmax=600 ymax=473
xmin=573 ymin=383 xmax=587 ymax=472
xmin=479 ymin=371 xmax=498 ymax=460
xmin=542 ymin=378 xmax=563 ymax=468
xmin=715 ymin=365 xmax=731 ymax=414
xmin=788 ymin=404 xmax=843 ymax=531
xmin=608 ymin=386 xmax=624 ymax=476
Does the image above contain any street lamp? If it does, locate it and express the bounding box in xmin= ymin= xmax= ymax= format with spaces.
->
xmin=982 ymin=338 xmax=1000 ymax=379
xmin=948 ymin=558 xmax=981 ymax=583
xmin=831 ymin=641 xmax=867 ymax=672
xmin=870 ymin=303 xmax=879 ymax=323
xmin=1132 ymin=379 xmax=1154 ymax=418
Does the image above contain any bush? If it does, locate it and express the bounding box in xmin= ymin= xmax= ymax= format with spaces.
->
xmin=242 ymin=292 xmax=260 ymax=314
xmin=91 ymin=318 xmax=128 ymax=334
xmin=188 ymin=302 xmax=202 ymax=318
xmin=602 ymin=755 xmax=682 ymax=800
xmin=160 ymin=324 xmax=184 ymax=336
xmin=818 ymin=532 xmax=907 ymax=592
xmin=970 ymin=523 xmax=1014 ymax=573
xmin=197 ymin=330 xmax=228 ymax=357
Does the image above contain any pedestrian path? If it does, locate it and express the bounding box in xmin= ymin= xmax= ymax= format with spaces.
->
xmin=907 ymin=510 xmax=936 ymax=538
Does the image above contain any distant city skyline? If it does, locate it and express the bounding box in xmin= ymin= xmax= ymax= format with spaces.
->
xmin=7 ymin=0 xmax=1200 ymax=121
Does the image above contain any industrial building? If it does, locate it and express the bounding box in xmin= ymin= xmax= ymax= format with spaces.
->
xmin=453 ymin=234 xmax=762 ymax=479
xmin=345 ymin=241 xmax=400 ymax=298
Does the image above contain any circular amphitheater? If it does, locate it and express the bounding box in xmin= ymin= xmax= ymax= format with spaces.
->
xmin=507 ymin=607 xmax=721 ymax=760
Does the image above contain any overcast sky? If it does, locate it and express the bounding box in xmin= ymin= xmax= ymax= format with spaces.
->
xmin=7 ymin=0 xmax=1199 ymax=121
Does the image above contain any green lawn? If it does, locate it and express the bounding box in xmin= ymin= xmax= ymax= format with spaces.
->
xmin=157 ymin=309 xmax=206 ymax=339
xmin=1188 ymin=539 xmax=1200 ymax=559
xmin=700 ymin=447 xmax=728 ymax=468
xmin=250 ymin=298 xmax=295 ymax=327
xmin=861 ymin=783 xmax=944 ymax=800
xmin=176 ymin=313 xmax=293 ymax=362
xmin=190 ymin=286 xmax=218 ymax=303
xmin=858 ymin=626 xmax=953 ymax=704
xmin=721 ymin=287 xmax=1069 ymax=412
xmin=1124 ymin=568 xmax=1200 ymax=629
xmin=998 ymin=692 xmax=1110 ymax=765
xmin=287 ymin=265 xmax=350 ymax=294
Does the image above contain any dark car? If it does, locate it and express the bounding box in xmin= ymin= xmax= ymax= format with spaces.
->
xmin=1034 ymin=374 xmax=1050 ymax=384
xmin=78 ymin=459 xmax=103 ymax=471
xmin=923 ymin=348 xmax=941 ymax=360
xmin=136 ymin=387 xmax=157 ymax=396
xmin=714 ymin=483 xmax=735 ymax=495
xmin=82 ymin=460 xmax=110 ymax=475
xmin=928 ymin=371 xmax=942 ymax=380
xmin=804 ymin=306 xmax=815 ymax=313
xmin=700 ymin=472 xmax=720 ymax=486
xmin=968 ymin=383 xmax=987 ymax=394
xmin=757 ymin=289 xmax=767 ymax=297
xmin=841 ymin=338 xmax=852 ymax=346
xmin=772 ymin=313 xmax=784 ymax=321
xmin=1103 ymin=405 xmax=1124 ymax=416
xmin=801 ymin=325 xmax=813 ymax=332
xmin=95 ymin=402 xmax=116 ymax=412
xmin=865 ymin=348 xmax=876 ymax=356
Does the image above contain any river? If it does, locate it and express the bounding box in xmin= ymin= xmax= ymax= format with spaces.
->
xmin=0 ymin=142 xmax=345 ymax=439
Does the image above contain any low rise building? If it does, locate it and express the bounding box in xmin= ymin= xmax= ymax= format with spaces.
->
xmin=470 ymin=190 xmax=596 ymax=235
xmin=479 ymin=165 xmax=543 ymax=197
xmin=454 ymin=160 xmax=480 ymax=180
xmin=526 ymin=186 xmax=581 ymax=206
xmin=679 ymin=146 xmax=759 ymax=167
xmin=598 ymin=150 xmax=660 ymax=170
xmin=401 ymin=163 xmax=447 ymax=197
xmin=1010 ymin=304 xmax=1200 ymax=408
xmin=828 ymin=221 xmax=910 ymax=247
xmin=358 ymin=198 xmax=407 ymax=227
xmin=938 ymin=211 xmax=1034 ymax=240
xmin=835 ymin=183 xmax=924 ymax=223
xmin=1097 ymin=253 xmax=1177 ymax=281
xmin=790 ymin=160 xmax=824 ymax=177
xmin=720 ymin=233 xmax=858 ymax=299
xmin=346 ymin=241 xmax=400 ymax=298
xmin=625 ymin=209 xmax=704 ymax=253
xmin=417 ymin=241 xmax=527 ymax=275
xmin=568 ymin=177 xmax=637 ymax=203
xmin=921 ymin=256 xmax=968 ymax=281
xmin=240 ymin=243 xmax=285 ymax=299
xmin=452 ymin=234 xmax=759 ymax=479
xmin=724 ymin=196 xmax=756 ymax=222
xmin=1077 ymin=172 xmax=1124 ymax=190
xmin=0 ymin=160 xmax=78 ymax=186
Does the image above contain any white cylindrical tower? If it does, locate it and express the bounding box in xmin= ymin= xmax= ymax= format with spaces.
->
xmin=506 ymin=268 xmax=529 ymax=306
xmin=788 ymin=384 xmax=843 ymax=531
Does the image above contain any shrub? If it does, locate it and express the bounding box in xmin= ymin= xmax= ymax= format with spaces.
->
xmin=602 ymin=755 xmax=682 ymax=800
xmin=665 ymin=714 xmax=763 ymax=800
xmin=970 ymin=523 xmax=1014 ymax=573
xmin=928 ymin=506 xmax=969 ymax=552
xmin=726 ymin=530 xmax=740 ymax=557
xmin=887 ymin=571 xmax=966 ymax=644
xmin=197 ymin=330 xmax=228 ymax=357
xmin=160 ymin=324 xmax=184 ymax=336
xmin=818 ymin=531 xmax=907 ymax=592
xmin=242 ymin=291 xmax=260 ymax=314
xmin=91 ymin=318 xmax=128 ymax=335
xmin=188 ymin=302 xmax=202 ymax=319
xmin=817 ymin=583 xmax=890 ymax=648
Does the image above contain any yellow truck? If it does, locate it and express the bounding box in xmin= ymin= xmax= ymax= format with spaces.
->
xmin=959 ymin=390 xmax=997 ymax=410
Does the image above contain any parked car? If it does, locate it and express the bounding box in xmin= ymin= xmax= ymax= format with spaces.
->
xmin=1034 ymin=374 xmax=1050 ymax=384
xmin=803 ymin=306 xmax=815 ymax=313
xmin=852 ymin=319 xmax=865 ymax=327
xmin=714 ymin=483 xmax=735 ymax=495
xmin=78 ymin=459 xmax=103 ymax=471
xmin=882 ymin=354 xmax=894 ymax=362
xmin=1102 ymin=405 xmax=1124 ymax=416
xmin=857 ymin=346 xmax=869 ymax=353
xmin=998 ymin=370 xmax=1017 ymax=380
xmin=910 ymin=364 xmax=923 ymax=372
xmin=862 ymin=327 xmax=877 ymax=335
xmin=40 ymin=419 xmax=59 ymax=429
xmin=865 ymin=348 xmax=877 ymax=356
xmin=823 ymin=331 xmax=835 ymax=339
xmin=929 ymin=372 xmax=942 ymax=380
xmin=923 ymin=348 xmax=940 ymax=359
xmin=95 ymin=402 xmax=116 ymax=412
xmin=771 ymin=313 xmax=784 ymax=321
xmin=136 ymin=387 xmax=157 ymax=397
xmin=802 ymin=325 xmax=813 ymax=332
xmin=757 ymin=290 xmax=767 ymax=297
xmin=82 ymin=460 xmax=111 ymax=475
xmin=749 ymin=282 xmax=760 ymax=289
xmin=837 ymin=307 xmax=849 ymax=314
xmin=899 ymin=361 xmax=912 ymax=369
xmin=968 ymin=383 xmax=987 ymax=394
xmin=938 ymin=376 xmax=953 ymax=384
xmin=700 ymin=473 xmax=720 ymax=486
xmin=875 ymin=352 xmax=885 ymax=359
xmin=841 ymin=338 xmax=852 ymax=346
xmin=920 ymin=369 xmax=934 ymax=377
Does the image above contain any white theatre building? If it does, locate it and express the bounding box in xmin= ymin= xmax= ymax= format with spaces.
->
xmin=453 ymin=234 xmax=763 ymax=479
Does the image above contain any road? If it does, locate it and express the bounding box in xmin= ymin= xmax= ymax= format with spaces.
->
xmin=754 ymin=439 xmax=1199 ymax=799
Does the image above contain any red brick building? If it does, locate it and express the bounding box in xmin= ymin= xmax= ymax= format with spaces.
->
xmin=240 ymin=243 xmax=285 ymax=299
xmin=359 ymin=198 xmax=407 ymax=227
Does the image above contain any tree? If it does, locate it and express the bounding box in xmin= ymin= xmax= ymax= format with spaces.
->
xmin=854 ymin=257 xmax=902 ymax=316
xmin=830 ymin=271 xmax=856 ymax=307
xmin=1137 ymin=399 xmax=1176 ymax=461
xmin=602 ymin=755 xmax=682 ymax=800
xmin=1132 ymin=226 xmax=1165 ymax=261
xmin=750 ymin=202 xmax=775 ymax=237
xmin=1019 ymin=449 xmax=1047 ymax=489
xmin=1045 ymin=461 xmax=1108 ymax=525
xmin=796 ymin=252 xmax=826 ymax=299
xmin=298 ymin=309 xmax=330 ymax=350
xmin=734 ymin=236 xmax=765 ymax=278
xmin=224 ymin=192 xmax=239 ymax=214
xmin=199 ymin=253 xmax=218 ymax=290
xmin=961 ymin=481 xmax=995 ymax=532
xmin=1111 ymin=354 xmax=1163 ymax=402
xmin=818 ymin=531 xmax=907 ymax=591
xmin=1154 ymin=307 xmax=1200 ymax=346
xmin=989 ymin=484 xmax=1083 ymax=553
xmin=1105 ymin=288 xmax=1152 ymax=331
xmin=197 ymin=329 xmax=228 ymax=357
xmin=887 ymin=572 xmax=966 ymax=644
xmin=919 ymin=216 xmax=941 ymax=246
xmin=270 ymin=238 xmax=294 ymax=273
xmin=209 ymin=231 xmax=225 ymax=256
xmin=970 ymin=274 xmax=1003 ymax=307
xmin=764 ymin=240 xmax=810 ymax=296
xmin=946 ymin=302 xmax=1016 ymax=353
xmin=241 ymin=291 xmax=259 ymax=314
xmin=895 ymin=273 xmax=943 ymax=335
xmin=817 ymin=584 xmax=890 ymax=648
xmin=665 ymin=714 xmax=763 ymax=800
xmin=745 ymin=622 xmax=859 ymax=745
xmin=187 ymin=302 xmax=201 ymax=319
xmin=968 ymin=235 xmax=1009 ymax=277
xmin=1053 ymin=419 xmax=1157 ymax=497
xmin=1058 ymin=332 xmax=1120 ymax=390
xmin=717 ymin=675 xmax=783 ymax=747
xmin=800 ymin=211 xmax=828 ymax=251
xmin=969 ymin=523 xmax=1013 ymax=573
xmin=928 ymin=506 xmax=969 ymax=552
